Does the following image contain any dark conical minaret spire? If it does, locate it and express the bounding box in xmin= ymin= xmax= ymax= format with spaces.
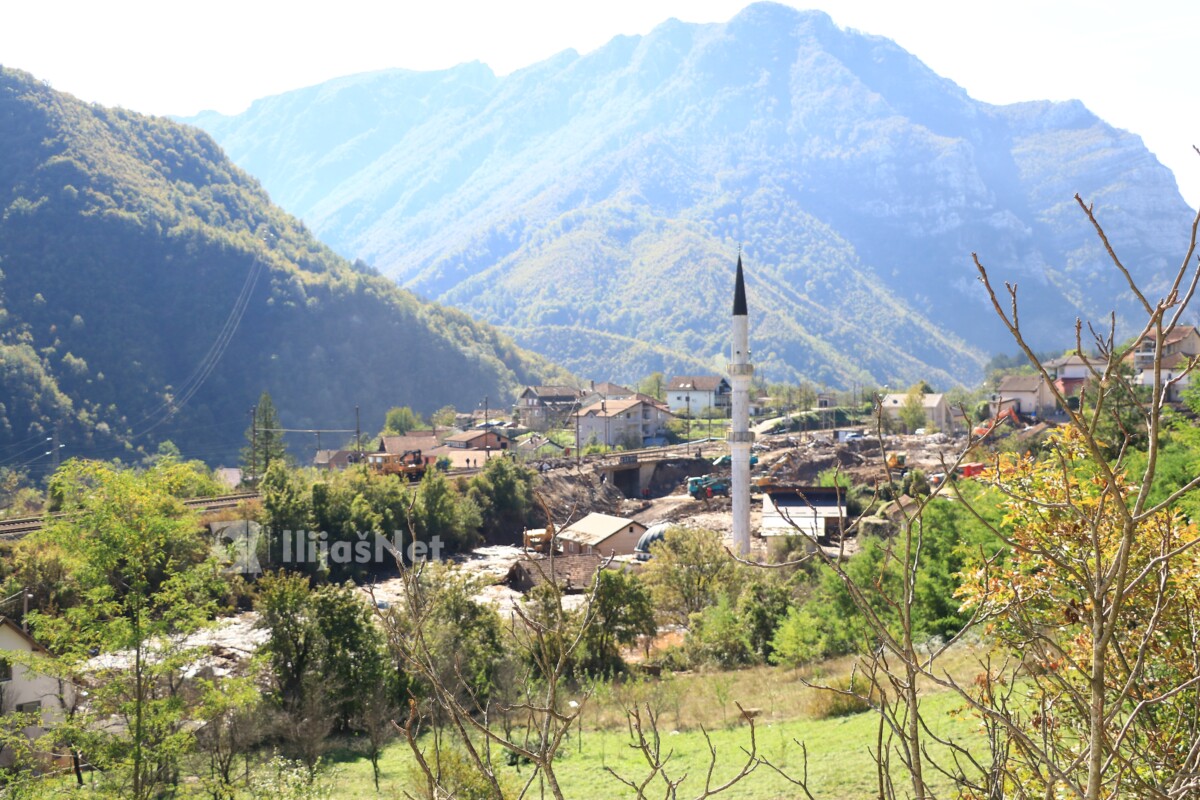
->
xmin=732 ymin=252 xmax=748 ymax=316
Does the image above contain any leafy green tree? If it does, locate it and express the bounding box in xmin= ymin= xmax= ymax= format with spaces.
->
xmin=577 ymin=568 xmax=656 ymax=675
xmin=255 ymin=572 xmax=395 ymax=730
xmin=431 ymin=404 xmax=458 ymax=428
xmin=241 ymin=391 xmax=287 ymax=479
xmin=898 ymin=387 xmax=927 ymax=432
xmin=382 ymin=405 xmax=426 ymax=435
xmin=638 ymin=372 xmax=665 ymax=401
xmin=259 ymin=462 xmax=315 ymax=575
xmin=735 ymin=577 xmax=792 ymax=661
xmin=411 ymin=468 xmax=482 ymax=554
xmin=25 ymin=460 xmax=228 ymax=800
xmin=642 ymin=527 xmax=742 ymax=626
xmin=385 ymin=564 xmax=505 ymax=705
xmin=467 ymin=456 xmax=535 ymax=540
xmin=769 ymin=606 xmax=829 ymax=669
xmin=685 ymin=594 xmax=754 ymax=668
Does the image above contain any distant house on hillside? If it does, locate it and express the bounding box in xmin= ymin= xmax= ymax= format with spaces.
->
xmin=666 ymin=376 xmax=731 ymax=416
xmin=1045 ymin=353 xmax=1101 ymax=407
xmin=556 ymin=513 xmax=647 ymax=557
xmin=516 ymin=385 xmax=585 ymax=430
xmin=1125 ymin=325 xmax=1200 ymax=403
xmin=995 ymin=375 xmax=1055 ymax=418
xmin=879 ymin=392 xmax=954 ymax=432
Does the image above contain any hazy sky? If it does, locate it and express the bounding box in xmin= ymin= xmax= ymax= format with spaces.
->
xmin=2 ymin=0 xmax=1196 ymax=207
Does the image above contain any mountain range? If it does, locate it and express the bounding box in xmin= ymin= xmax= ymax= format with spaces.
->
xmin=186 ymin=2 xmax=1195 ymax=389
xmin=0 ymin=66 xmax=561 ymax=469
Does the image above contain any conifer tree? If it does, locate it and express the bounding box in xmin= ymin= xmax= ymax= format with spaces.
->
xmin=241 ymin=391 xmax=287 ymax=479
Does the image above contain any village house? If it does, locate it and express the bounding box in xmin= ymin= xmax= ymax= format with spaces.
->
xmin=377 ymin=431 xmax=441 ymax=460
xmin=516 ymin=385 xmax=585 ymax=430
xmin=1045 ymin=354 xmax=1095 ymax=407
xmin=879 ymin=392 xmax=954 ymax=432
xmin=442 ymin=429 xmax=510 ymax=452
xmin=994 ymin=375 xmax=1055 ymax=418
xmin=1 ymin=616 xmax=72 ymax=745
xmin=578 ymin=381 xmax=636 ymax=406
xmin=1125 ymin=326 xmax=1200 ymax=403
xmin=514 ymin=433 xmax=566 ymax=460
xmin=312 ymin=449 xmax=359 ymax=471
xmin=666 ymin=376 xmax=731 ymax=417
xmin=556 ymin=513 xmax=647 ymax=557
xmin=570 ymin=398 xmax=674 ymax=449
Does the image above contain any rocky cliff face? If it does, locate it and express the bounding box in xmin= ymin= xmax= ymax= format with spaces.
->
xmin=186 ymin=2 xmax=1194 ymax=388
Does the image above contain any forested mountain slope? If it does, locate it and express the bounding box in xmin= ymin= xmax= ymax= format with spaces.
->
xmin=0 ymin=66 xmax=563 ymax=468
xmin=188 ymin=2 xmax=1194 ymax=387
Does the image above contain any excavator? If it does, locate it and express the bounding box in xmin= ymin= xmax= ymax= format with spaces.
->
xmin=366 ymin=449 xmax=426 ymax=481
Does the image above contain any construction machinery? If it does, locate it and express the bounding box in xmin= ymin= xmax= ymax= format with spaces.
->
xmin=687 ymin=475 xmax=729 ymax=500
xmin=366 ymin=450 xmax=426 ymax=481
xmin=712 ymin=454 xmax=759 ymax=468
xmin=886 ymin=451 xmax=908 ymax=474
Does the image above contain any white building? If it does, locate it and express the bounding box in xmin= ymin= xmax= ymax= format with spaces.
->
xmin=570 ymin=398 xmax=673 ymax=449
xmin=995 ymin=375 xmax=1055 ymax=418
xmin=666 ymin=376 xmax=731 ymax=416
xmin=879 ymin=392 xmax=955 ymax=432
xmin=1 ymin=616 xmax=73 ymax=764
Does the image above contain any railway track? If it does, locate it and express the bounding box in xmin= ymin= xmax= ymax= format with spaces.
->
xmin=0 ymin=492 xmax=261 ymax=541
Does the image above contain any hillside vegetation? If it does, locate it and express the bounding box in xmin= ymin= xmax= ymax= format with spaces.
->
xmin=187 ymin=2 xmax=1194 ymax=388
xmin=0 ymin=66 xmax=563 ymax=467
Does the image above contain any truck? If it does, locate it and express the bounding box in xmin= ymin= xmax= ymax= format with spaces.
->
xmin=687 ymin=475 xmax=729 ymax=500
xmin=366 ymin=450 xmax=426 ymax=481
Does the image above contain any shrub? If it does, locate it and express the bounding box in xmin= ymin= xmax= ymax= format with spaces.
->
xmin=802 ymin=672 xmax=878 ymax=720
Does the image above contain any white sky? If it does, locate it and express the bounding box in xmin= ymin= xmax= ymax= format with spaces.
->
xmin=2 ymin=0 xmax=1196 ymax=208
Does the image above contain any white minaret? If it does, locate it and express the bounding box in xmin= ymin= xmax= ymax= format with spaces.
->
xmin=728 ymin=253 xmax=755 ymax=556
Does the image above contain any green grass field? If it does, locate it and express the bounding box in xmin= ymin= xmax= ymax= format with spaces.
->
xmin=314 ymin=673 xmax=983 ymax=798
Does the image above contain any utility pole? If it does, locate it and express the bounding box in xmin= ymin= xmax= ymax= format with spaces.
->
xmin=355 ymin=405 xmax=361 ymax=454
xmin=248 ymin=405 xmax=258 ymax=483
xmin=51 ymin=423 xmax=61 ymax=472
xmin=686 ymin=392 xmax=691 ymax=442
xmin=603 ymin=397 xmax=608 ymax=453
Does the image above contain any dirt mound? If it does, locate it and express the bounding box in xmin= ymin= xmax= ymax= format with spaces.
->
xmin=533 ymin=466 xmax=627 ymax=526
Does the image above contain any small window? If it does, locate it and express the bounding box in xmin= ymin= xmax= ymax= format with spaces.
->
xmin=0 ymin=657 xmax=11 ymax=682
xmin=15 ymin=701 xmax=41 ymax=713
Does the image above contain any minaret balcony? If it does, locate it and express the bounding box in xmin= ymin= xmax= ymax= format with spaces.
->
xmin=728 ymin=363 xmax=754 ymax=377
